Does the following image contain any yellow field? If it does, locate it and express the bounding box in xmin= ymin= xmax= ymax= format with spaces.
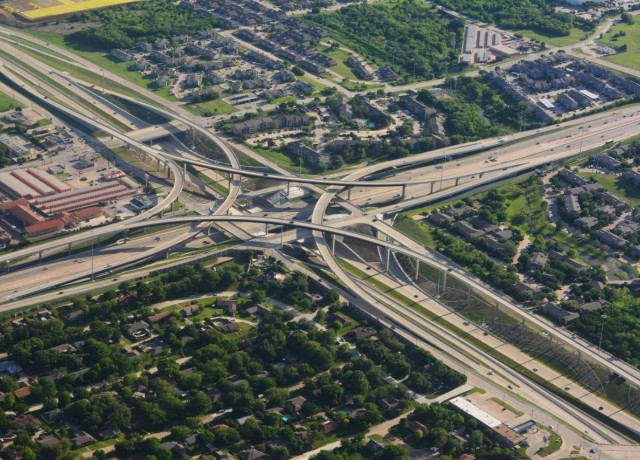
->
xmin=17 ymin=0 xmax=141 ymax=19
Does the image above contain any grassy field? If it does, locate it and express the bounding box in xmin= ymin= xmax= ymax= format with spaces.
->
xmin=538 ymin=430 xmax=563 ymax=457
xmin=578 ymin=171 xmax=640 ymax=207
xmin=513 ymin=26 xmax=592 ymax=47
xmin=598 ymin=21 xmax=640 ymax=72
xmin=296 ymin=74 xmax=330 ymax=94
xmin=0 ymin=90 xmax=23 ymax=112
xmin=2 ymin=25 xmax=178 ymax=105
xmin=184 ymin=99 xmax=238 ymax=116
xmin=251 ymin=146 xmax=316 ymax=175
xmin=320 ymin=46 xmax=359 ymax=81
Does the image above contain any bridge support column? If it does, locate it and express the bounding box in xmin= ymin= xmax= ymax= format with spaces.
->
xmin=39 ymin=251 xmax=42 ymax=263
xmin=455 ymin=178 xmax=460 ymax=186
xmin=228 ymin=176 xmax=232 ymax=192
xmin=4 ymin=261 xmax=9 ymax=274
xmin=156 ymin=160 xmax=160 ymax=172
xmin=182 ymin=162 xmax=186 ymax=178
xmin=165 ymin=249 xmax=170 ymax=259
xmin=442 ymin=271 xmax=447 ymax=292
xmin=385 ymin=246 xmax=391 ymax=273
xmin=479 ymin=172 xmax=484 ymax=178
xmin=68 ymin=242 xmax=72 ymax=255
xmin=124 ymin=229 xmax=128 ymax=244
xmin=331 ymin=235 xmax=336 ymax=254
xmin=414 ymin=259 xmax=420 ymax=280
xmin=206 ymin=226 xmax=210 ymax=236
xmin=430 ymin=182 xmax=435 ymax=193
xmin=402 ymin=185 xmax=406 ymax=199
xmin=97 ymin=236 xmax=101 ymax=248
xmin=265 ymin=223 xmax=268 ymax=234
xmin=347 ymin=186 xmax=352 ymax=200
xmin=287 ymin=182 xmax=290 ymax=196
xmin=167 ymin=166 xmax=172 ymax=180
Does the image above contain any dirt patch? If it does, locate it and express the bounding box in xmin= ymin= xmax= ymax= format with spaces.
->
xmin=33 ymin=20 xmax=102 ymax=34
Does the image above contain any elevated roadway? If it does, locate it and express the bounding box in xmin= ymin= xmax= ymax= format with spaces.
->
xmin=1 ymin=214 xmax=636 ymax=448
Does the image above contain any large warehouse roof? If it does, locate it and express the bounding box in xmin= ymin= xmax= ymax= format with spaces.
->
xmin=12 ymin=169 xmax=55 ymax=196
xmin=0 ymin=171 xmax=39 ymax=198
xmin=27 ymin=169 xmax=70 ymax=193
xmin=449 ymin=397 xmax=502 ymax=428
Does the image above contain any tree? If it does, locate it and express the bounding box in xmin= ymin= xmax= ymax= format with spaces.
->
xmin=342 ymin=370 xmax=369 ymax=394
xmin=375 ymin=445 xmax=409 ymax=460
xmin=185 ymin=391 xmax=213 ymax=416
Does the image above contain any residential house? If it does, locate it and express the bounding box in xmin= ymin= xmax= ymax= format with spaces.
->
xmin=327 ymin=312 xmax=352 ymax=327
xmin=576 ymin=216 xmax=598 ymax=228
xmin=217 ymin=299 xmax=237 ymax=316
xmin=399 ymin=94 xmax=436 ymax=121
xmin=123 ymin=321 xmax=149 ymax=337
xmin=286 ymin=395 xmax=307 ymax=412
xmin=379 ymin=396 xmax=399 ymax=411
xmin=581 ymin=299 xmax=610 ymax=312
xmin=596 ymin=229 xmax=627 ymax=249
xmin=454 ymin=221 xmax=484 ymax=240
xmin=348 ymin=327 xmax=376 ymax=341
xmin=286 ymin=141 xmax=331 ymax=167
xmin=540 ymin=302 xmax=579 ymax=324
xmin=180 ymin=304 xmax=200 ymax=317
xmin=238 ymin=448 xmax=265 ymax=460
xmin=70 ymin=431 xmax=95 ymax=448
xmin=598 ymin=154 xmax=621 ymax=170
xmin=429 ymin=212 xmax=453 ymax=227
xmin=148 ymin=311 xmax=171 ymax=323
xmin=407 ymin=419 xmax=429 ymax=435
xmin=365 ymin=439 xmax=384 ymax=453
xmin=319 ymin=420 xmax=340 ymax=434
xmin=110 ymin=49 xmax=134 ymax=62
xmin=379 ymin=65 xmax=398 ymax=81
xmin=220 ymin=322 xmax=240 ymax=333
xmin=565 ymin=195 xmax=581 ymax=214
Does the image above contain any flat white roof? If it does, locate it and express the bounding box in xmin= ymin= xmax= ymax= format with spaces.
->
xmin=30 ymin=169 xmax=70 ymax=193
xmin=539 ymin=98 xmax=555 ymax=109
xmin=490 ymin=44 xmax=518 ymax=56
xmin=449 ymin=397 xmax=502 ymax=428
xmin=579 ymin=89 xmax=599 ymax=100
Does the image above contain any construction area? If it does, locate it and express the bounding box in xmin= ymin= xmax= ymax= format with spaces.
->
xmin=1 ymin=0 xmax=141 ymax=21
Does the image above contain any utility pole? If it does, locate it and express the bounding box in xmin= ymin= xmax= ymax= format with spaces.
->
xmin=101 ymin=68 xmax=105 ymax=95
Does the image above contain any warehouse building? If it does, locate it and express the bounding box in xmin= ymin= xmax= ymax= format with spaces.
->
xmin=0 ymin=169 xmax=70 ymax=199
xmin=34 ymin=180 xmax=138 ymax=214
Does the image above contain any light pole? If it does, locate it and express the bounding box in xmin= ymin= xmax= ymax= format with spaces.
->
xmin=598 ymin=314 xmax=607 ymax=355
xmin=90 ymin=241 xmax=95 ymax=281
xmin=101 ymin=68 xmax=105 ymax=95
xmin=280 ymin=190 xmax=286 ymax=249
xmin=439 ymin=156 xmax=451 ymax=191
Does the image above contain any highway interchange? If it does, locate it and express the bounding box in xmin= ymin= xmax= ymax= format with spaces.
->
xmin=2 ymin=26 xmax=640 ymax=458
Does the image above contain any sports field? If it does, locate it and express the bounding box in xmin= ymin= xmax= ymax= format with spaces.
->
xmin=6 ymin=0 xmax=141 ymax=20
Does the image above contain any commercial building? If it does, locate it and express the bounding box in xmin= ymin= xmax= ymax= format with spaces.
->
xmin=1 ymin=198 xmax=45 ymax=226
xmin=449 ymin=397 xmax=526 ymax=448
